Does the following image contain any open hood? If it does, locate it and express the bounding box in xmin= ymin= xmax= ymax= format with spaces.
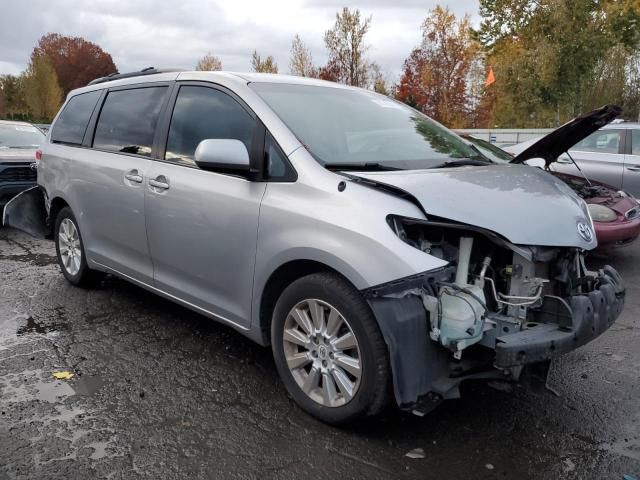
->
xmin=351 ymin=165 xmax=596 ymax=249
xmin=510 ymin=104 xmax=622 ymax=166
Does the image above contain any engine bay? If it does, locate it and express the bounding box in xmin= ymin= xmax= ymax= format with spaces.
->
xmin=388 ymin=215 xmax=595 ymax=357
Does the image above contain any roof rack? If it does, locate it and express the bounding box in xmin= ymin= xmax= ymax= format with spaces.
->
xmin=87 ymin=67 xmax=187 ymax=86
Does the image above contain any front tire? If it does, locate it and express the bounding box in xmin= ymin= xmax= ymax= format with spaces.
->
xmin=271 ymin=272 xmax=391 ymax=424
xmin=54 ymin=207 xmax=101 ymax=287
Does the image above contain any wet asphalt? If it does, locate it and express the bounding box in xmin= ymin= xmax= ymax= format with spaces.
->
xmin=0 ymin=227 xmax=638 ymax=480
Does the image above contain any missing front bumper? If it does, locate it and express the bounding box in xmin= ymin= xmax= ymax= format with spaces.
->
xmin=366 ymin=265 xmax=624 ymax=410
xmin=494 ymin=265 xmax=624 ymax=367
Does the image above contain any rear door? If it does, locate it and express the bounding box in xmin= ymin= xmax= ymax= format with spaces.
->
xmin=552 ymin=129 xmax=626 ymax=189
xmin=145 ymin=83 xmax=266 ymax=328
xmin=623 ymin=128 xmax=640 ymax=197
xmin=81 ymin=84 xmax=170 ymax=283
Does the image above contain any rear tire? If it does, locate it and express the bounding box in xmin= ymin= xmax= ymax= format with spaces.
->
xmin=54 ymin=207 xmax=102 ymax=287
xmin=271 ymin=272 xmax=391 ymax=424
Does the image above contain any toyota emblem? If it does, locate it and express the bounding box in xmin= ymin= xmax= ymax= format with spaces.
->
xmin=577 ymin=222 xmax=593 ymax=242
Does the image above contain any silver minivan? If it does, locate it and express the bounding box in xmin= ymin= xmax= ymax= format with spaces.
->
xmin=19 ymin=69 xmax=625 ymax=424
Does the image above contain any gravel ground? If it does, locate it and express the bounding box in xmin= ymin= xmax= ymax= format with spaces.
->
xmin=0 ymin=227 xmax=638 ymax=479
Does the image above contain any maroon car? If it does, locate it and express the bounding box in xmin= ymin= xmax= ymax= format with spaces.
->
xmin=554 ymin=172 xmax=640 ymax=248
xmin=460 ymin=106 xmax=640 ymax=249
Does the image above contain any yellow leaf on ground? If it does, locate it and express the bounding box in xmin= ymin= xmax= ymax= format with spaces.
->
xmin=52 ymin=371 xmax=74 ymax=380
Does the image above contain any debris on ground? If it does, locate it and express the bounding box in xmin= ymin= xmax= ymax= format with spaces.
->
xmin=485 ymin=463 xmax=495 ymax=470
xmin=405 ymin=448 xmax=425 ymax=459
xmin=562 ymin=458 xmax=576 ymax=473
xmin=52 ymin=371 xmax=74 ymax=380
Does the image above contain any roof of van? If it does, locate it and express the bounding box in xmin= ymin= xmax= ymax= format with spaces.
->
xmin=71 ymin=70 xmax=352 ymax=97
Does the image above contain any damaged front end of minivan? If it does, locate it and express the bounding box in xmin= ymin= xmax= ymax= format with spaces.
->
xmin=365 ymin=214 xmax=624 ymax=414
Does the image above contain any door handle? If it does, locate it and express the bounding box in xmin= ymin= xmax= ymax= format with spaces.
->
xmin=626 ymin=166 xmax=640 ymax=172
xmin=124 ymin=170 xmax=143 ymax=183
xmin=557 ymin=157 xmax=572 ymax=164
xmin=149 ymin=176 xmax=170 ymax=190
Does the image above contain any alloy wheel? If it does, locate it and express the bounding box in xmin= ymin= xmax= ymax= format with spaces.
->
xmin=282 ymin=298 xmax=362 ymax=407
xmin=58 ymin=218 xmax=82 ymax=276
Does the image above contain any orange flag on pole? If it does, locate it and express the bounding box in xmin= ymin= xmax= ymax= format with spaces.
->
xmin=485 ymin=66 xmax=495 ymax=87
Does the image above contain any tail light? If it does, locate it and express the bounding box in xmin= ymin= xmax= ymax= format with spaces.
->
xmin=35 ymin=149 xmax=42 ymax=162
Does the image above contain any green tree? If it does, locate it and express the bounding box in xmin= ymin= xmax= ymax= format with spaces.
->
xmin=477 ymin=0 xmax=640 ymax=127
xmin=324 ymin=7 xmax=371 ymax=87
xmin=23 ymin=55 xmax=63 ymax=121
xmin=251 ymin=51 xmax=278 ymax=74
xmin=0 ymin=75 xmax=29 ymax=119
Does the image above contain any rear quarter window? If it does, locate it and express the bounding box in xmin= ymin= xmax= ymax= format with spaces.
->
xmin=51 ymin=90 xmax=102 ymax=145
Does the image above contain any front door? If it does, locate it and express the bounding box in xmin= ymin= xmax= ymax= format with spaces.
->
xmin=145 ymin=84 xmax=265 ymax=328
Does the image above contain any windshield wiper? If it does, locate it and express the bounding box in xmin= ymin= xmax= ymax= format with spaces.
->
xmin=324 ymin=162 xmax=402 ymax=172
xmin=430 ymin=158 xmax=494 ymax=169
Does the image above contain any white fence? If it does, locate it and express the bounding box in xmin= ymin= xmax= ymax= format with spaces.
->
xmin=457 ymin=128 xmax=553 ymax=147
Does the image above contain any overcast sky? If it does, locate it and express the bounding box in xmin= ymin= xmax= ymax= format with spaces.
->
xmin=0 ymin=0 xmax=479 ymax=82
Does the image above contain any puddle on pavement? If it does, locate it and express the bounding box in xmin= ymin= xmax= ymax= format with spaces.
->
xmin=0 ymin=249 xmax=57 ymax=265
xmin=1 ymin=376 xmax=76 ymax=403
xmin=73 ymin=375 xmax=105 ymax=396
xmin=16 ymin=315 xmax=69 ymax=336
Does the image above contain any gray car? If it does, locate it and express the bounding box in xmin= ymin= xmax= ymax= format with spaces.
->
xmin=7 ymin=69 xmax=625 ymax=424
xmin=506 ymin=122 xmax=640 ymax=197
xmin=0 ymin=120 xmax=43 ymax=205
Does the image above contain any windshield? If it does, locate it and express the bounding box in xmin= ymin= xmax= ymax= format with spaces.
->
xmin=463 ymin=136 xmax=513 ymax=163
xmin=0 ymin=124 xmax=45 ymax=149
xmin=250 ymin=83 xmax=485 ymax=170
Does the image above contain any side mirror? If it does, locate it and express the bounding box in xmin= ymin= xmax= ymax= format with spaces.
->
xmin=194 ymin=139 xmax=250 ymax=173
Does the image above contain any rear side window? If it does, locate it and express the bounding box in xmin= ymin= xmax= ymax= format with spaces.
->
xmin=165 ymin=86 xmax=256 ymax=166
xmin=573 ymin=129 xmax=624 ymax=154
xmin=93 ymin=87 xmax=167 ymax=157
xmin=51 ymin=90 xmax=102 ymax=145
xmin=632 ymin=130 xmax=640 ymax=156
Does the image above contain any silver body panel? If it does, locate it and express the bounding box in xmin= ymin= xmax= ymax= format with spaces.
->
xmin=145 ymin=161 xmax=266 ymax=328
xmin=352 ymin=165 xmax=596 ymax=249
xmin=38 ymin=71 xmax=595 ymax=345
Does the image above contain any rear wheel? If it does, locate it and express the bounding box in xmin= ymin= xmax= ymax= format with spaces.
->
xmin=271 ymin=272 xmax=390 ymax=424
xmin=54 ymin=207 xmax=101 ymax=287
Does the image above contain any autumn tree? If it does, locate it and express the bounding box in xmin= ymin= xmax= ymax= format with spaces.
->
xmin=395 ymin=6 xmax=478 ymax=128
xmin=289 ymin=34 xmax=316 ymax=77
xmin=324 ymin=7 xmax=371 ymax=87
xmin=251 ymin=51 xmax=278 ymax=73
xmin=318 ymin=59 xmax=341 ymax=82
xmin=22 ymin=55 xmax=63 ymax=121
xmin=196 ymin=53 xmax=223 ymax=71
xmin=31 ymin=33 xmax=117 ymax=96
